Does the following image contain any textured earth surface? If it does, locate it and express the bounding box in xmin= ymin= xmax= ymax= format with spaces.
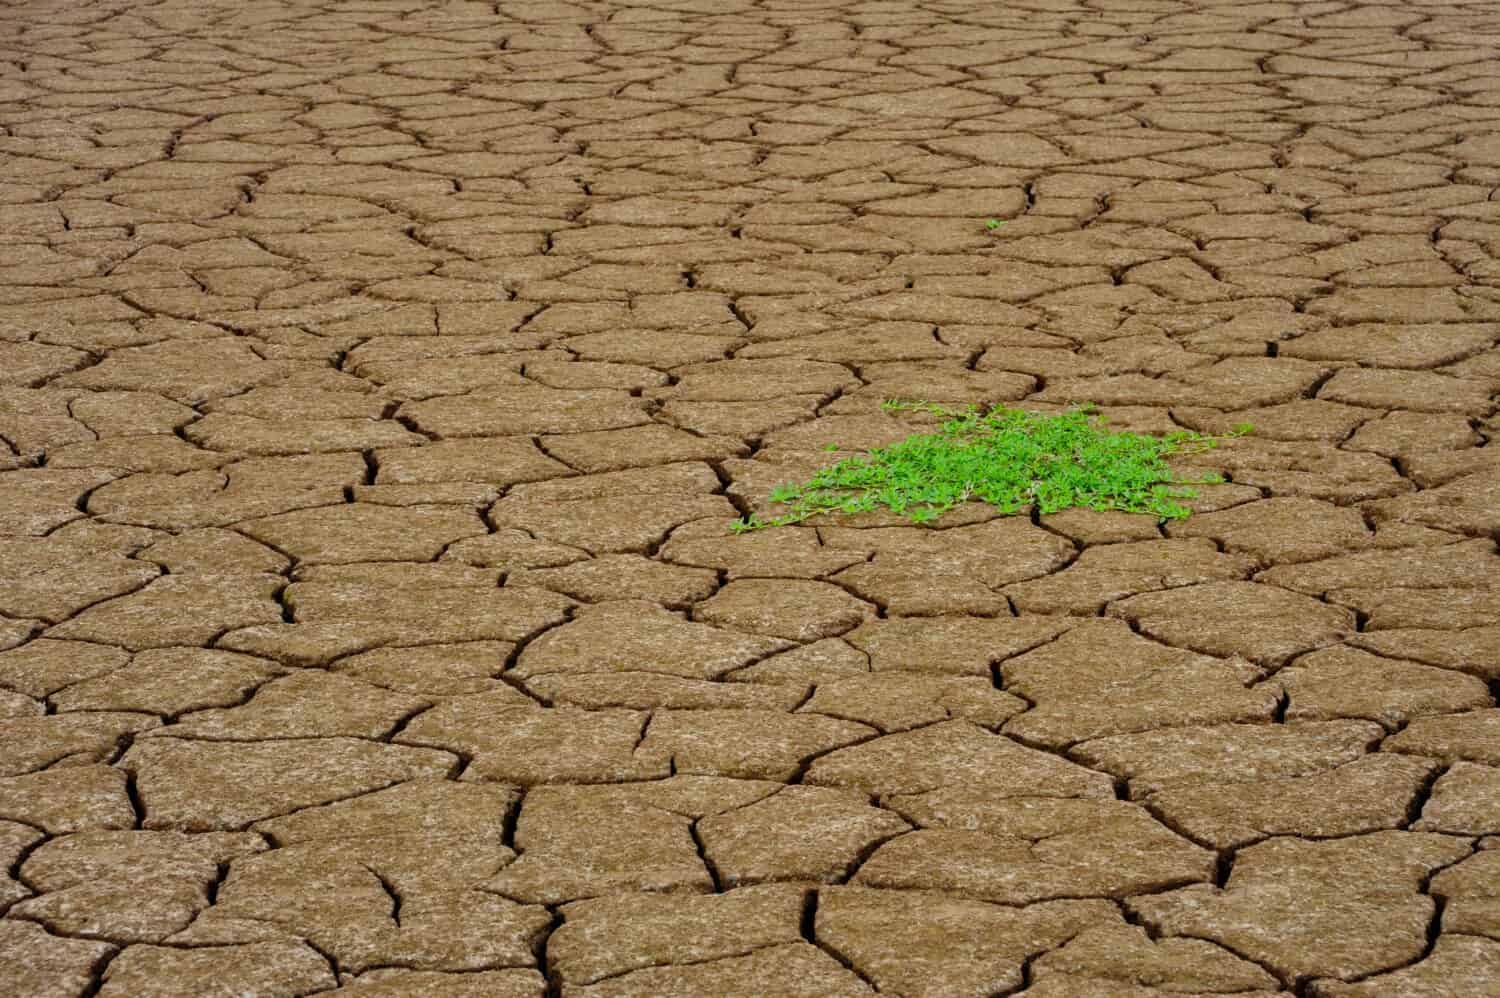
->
xmin=3 ymin=0 xmax=1500 ymax=995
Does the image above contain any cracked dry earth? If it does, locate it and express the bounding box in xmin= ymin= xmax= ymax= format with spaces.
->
xmin=6 ymin=1 xmax=1500 ymax=998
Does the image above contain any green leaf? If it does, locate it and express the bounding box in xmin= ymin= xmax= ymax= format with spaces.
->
xmin=735 ymin=401 xmax=1235 ymax=531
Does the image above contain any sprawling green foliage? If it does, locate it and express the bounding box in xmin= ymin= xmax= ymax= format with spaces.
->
xmin=733 ymin=401 xmax=1246 ymax=531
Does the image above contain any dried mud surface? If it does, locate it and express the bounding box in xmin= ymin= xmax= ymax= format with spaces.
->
xmin=2 ymin=0 xmax=1500 ymax=995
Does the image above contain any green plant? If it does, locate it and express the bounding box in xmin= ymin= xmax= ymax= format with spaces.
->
xmin=731 ymin=401 xmax=1248 ymax=532
xmin=985 ymin=218 xmax=1005 ymax=230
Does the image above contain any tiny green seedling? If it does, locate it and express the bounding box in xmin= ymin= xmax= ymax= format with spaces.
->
xmin=985 ymin=218 xmax=1006 ymax=230
xmin=732 ymin=401 xmax=1247 ymax=532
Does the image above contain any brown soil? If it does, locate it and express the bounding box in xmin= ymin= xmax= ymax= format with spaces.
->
xmin=1 ymin=0 xmax=1498 ymax=995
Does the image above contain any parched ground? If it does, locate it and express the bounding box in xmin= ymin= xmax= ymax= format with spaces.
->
xmin=2 ymin=0 xmax=1500 ymax=995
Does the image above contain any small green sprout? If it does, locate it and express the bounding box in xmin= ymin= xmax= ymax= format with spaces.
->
xmin=985 ymin=218 xmax=1005 ymax=230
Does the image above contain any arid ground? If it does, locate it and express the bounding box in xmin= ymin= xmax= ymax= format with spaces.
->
xmin=3 ymin=0 xmax=1500 ymax=995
